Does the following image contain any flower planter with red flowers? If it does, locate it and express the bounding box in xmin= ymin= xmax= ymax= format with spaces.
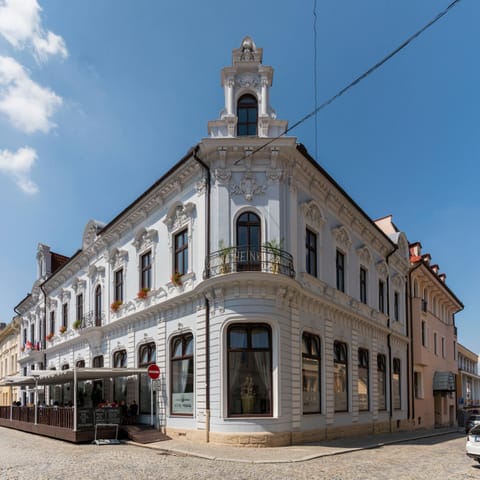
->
xmin=46 ymin=333 xmax=54 ymax=342
xmin=137 ymin=287 xmax=150 ymax=299
xmin=110 ymin=300 xmax=123 ymax=312
xmin=59 ymin=326 xmax=67 ymax=334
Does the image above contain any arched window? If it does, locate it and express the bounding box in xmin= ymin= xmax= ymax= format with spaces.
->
xmin=302 ymin=332 xmax=321 ymax=413
xmin=237 ymin=94 xmax=258 ymax=136
xmin=236 ymin=211 xmax=261 ymax=271
xmin=358 ymin=348 xmax=369 ymax=411
xmin=95 ymin=285 xmax=102 ymax=326
xmin=170 ymin=333 xmax=194 ymax=415
xmin=139 ymin=342 xmax=156 ymax=414
xmin=227 ymin=323 xmax=272 ymax=416
xmin=334 ymin=341 xmax=348 ymax=412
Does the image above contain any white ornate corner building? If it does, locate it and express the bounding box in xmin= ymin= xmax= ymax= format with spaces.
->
xmin=15 ymin=38 xmax=415 ymax=446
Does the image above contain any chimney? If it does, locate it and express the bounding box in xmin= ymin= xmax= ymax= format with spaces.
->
xmin=431 ymin=264 xmax=439 ymax=274
xmin=439 ymin=273 xmax=447 ymax=283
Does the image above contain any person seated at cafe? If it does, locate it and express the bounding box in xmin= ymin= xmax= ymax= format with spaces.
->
xmin=128 ymin=400 xmax=138 ymax=418
xmin=97 ymin=399 xmax=108 ymax=408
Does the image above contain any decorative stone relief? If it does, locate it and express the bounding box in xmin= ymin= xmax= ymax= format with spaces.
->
xmin=88 ymin=264 xmax=105 ymax=281
xmin=60 ymin=288 xmax=71 ymax=304
xmin=132 ymin=227 xmax=159 ymax=251
xmin=301 ymin=201 xmax=326 ymax=230
xmin=196 ymin=177 xmax=207 ymax=195
xmin=392 ymin=273 xmax=404 ymax=288
xmin=163 ymin=202 xmax=196 ymax=231
xmin=356 ymin=245 xmax=372 ymax=265
xmin=108 ymin=248 xmax=129 ymax=269
xmin=332 ymin=225 xmax=352 ymax=250
xmin=266 ymin=168 xmax=282 ymax=183
xmin=376 ymin=261 xmax=388 ymax=279
xmin=235 ymin=73 xmax=259 ymax=88
xmin=46 ymin=297 xmax=57 ymax=309
xmin=230 ymin=171 xmax=266 ymax=201
xmin=214 ymin=168 xmax=232 ymax=185
xmin=72 ymin=277 xmax=86 ymax=294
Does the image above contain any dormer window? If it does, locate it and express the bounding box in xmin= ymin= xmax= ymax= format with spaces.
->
xmin=237 ymin=94 xmax=257 ymax=136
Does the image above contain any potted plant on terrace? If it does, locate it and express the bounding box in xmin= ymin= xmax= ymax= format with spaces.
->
xmin=263 ymin=238 xmax=284 ymax=274
xmin=218 ymin=240 xmax=232 ymax=274
xmin=171 ymin=271 xmax=182 ymax=286
xmin=110 ymin=300 xmax=123 ymax=312
xmin=137 ymin=287 xmax=150 ymax=299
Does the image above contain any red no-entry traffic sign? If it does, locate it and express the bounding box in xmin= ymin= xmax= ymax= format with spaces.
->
xmin=147 ymin=364 xmax=160 ymax=379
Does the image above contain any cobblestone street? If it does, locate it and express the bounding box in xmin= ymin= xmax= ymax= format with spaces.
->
xmin=0 ymin=427 xmax=477 ymax=480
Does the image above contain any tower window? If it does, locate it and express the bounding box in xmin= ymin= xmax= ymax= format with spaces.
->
xmin=237 ymin=94 xmax=258 ymax=136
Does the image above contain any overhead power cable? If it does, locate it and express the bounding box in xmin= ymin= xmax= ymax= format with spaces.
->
xmin=235 ymin=0 xmax=463 ymax=164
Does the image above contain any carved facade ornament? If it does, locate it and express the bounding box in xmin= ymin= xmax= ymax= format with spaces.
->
xmin=332 ymin=225 xmax=352 ymax=250
xmin=230 ymin=171 xmax=266 ymax=201
xmin=132 ymin=227 xmax=159 ymax=251
xmin=196 ymin=178 xmax=207 ymax=195
xmin=60 ymin=288 xmax=71 ymax=303
xmin=46 ymin=297 xmax=57 ymax=309
xmin=235 ymin=73 xmax=259 ymax=89
xmin=88 ymin=264 xmax=105 ymax=280
xmin=214 ymin=168 xmax=232 ymax=185
xmin=376 ymin=261 xmax=388 ymax=279
xmin=356 ymin=245 xmax=372 ymax=265
xmin=163 ymin=202 xmax=196 ymax=232
xmin=301 ymin=201 xmax=326 ymax=230
xmin=108 ymin=248 xmax=129 ymax=269
xmin=392 ymin=273 xmax=404 ymax=288
xmin=72 ymin=277 xmax=86 ymax=293
xmin=266 ymin=168 xmax=283 ymax=183
xmin=82 ymin=219 xmax=106 ymax=250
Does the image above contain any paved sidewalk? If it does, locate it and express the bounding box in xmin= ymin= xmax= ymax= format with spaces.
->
xmin=126 ymin=427 xmax=463 ymax=464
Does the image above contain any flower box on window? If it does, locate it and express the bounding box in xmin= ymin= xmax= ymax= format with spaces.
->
xmin=59 ymin=325 xmax=67 ymax=334
xmin=110 ymin=300 xmax=123 ymax=312
xmin=46 ymin=333 xmax=54 ymax=342
xmin=73 ymin=319 xmax=82 ymax=330
xmin=137 ymin=287 xmax=150 ymax=299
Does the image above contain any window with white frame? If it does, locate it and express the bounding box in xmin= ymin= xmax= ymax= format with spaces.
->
xmin=360 ymin=267 xmax=367 ymax=304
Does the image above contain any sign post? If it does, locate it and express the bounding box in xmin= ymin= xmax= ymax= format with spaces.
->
xmin=147 ymin=365 xmax=160 ymax=427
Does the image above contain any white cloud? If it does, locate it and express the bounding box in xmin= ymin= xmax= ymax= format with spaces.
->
xmin=0 ymin=0 xmax=68 ymax=62
xmin=0 ymin=55 xmax=62 ymax=133
xmin=0 ymin=146 xmax=38 ymax=194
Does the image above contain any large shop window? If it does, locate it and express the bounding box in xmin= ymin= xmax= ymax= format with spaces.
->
xmin=139 ymin=342 xmax=156 ymax=414
xmin=171 ymin=333 xmax=194 ymax=415
xmin=377 ymin=354 xmax=387 ymax=410
xmin=113 ymin=350 xmax=127 ymax=404
xmin=334 ymin=341 xmax=348 ymax=412
xmin=358 ymin=348 xmax=369 ymax=411
xmin=174 ymin=229 xmax=188 ymax=276
xmin=227 ymin=324 xmax=272 ymax=416
xmin=237 ymin=94 xmax=258 ymax=136
xmin=305 ymin=229 xmax=318 ymax=277
xmin=392 ymin=358 xmax=401 ymax=410
xmin=302 ymin=332 xmax=321 ymax=414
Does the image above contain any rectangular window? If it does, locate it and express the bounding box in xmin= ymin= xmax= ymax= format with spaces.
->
xmin=377 ymin=354 xmax=386 ymax=410
xmin=305 ymin=229 xmax=317 ymax=277
xmin=62 ymin=303 xmax=68 ymax=329
xmin=421 ymin=321 xmax=426 ymax=347
xmin=378 ymin=280 xmax=385 ymax=313
xmin=30 ymin=323 xmax=35 ymax=345
xmin=434 ymin=332 xmax=438 ymax=355
xmin=359 ymin=267 xmax=367 ymax=304
xmin=442 ymin=337 xmax=445 ymax=358
xmin=174 ymin=229 xmax=188 ymax=275
xmin=394 ymin=291 xmax=399 ymax=321
xmin=358 ymin=348 xmax=369 ymax=411
xmin=49 ymin=311 xmax=55 ymax=335
xmin=336 ymin=250 xmax=345 ymax=292
xmin=393 ymin=358 xmax=401 ymax=410
xmin=114 ymin=269 xmax=123 ymax=302
xmin=76 ymin=294 xmax=83 ymax=322
xmin=302 ymin=332 xmax=321 ymax=414
xmin=453 ymin=341 xmax=457 ymax=361
xmin=334 ymin=341 xmax=348 ymax=412
xmin=140 ymin=250 xmax=152 ymax=290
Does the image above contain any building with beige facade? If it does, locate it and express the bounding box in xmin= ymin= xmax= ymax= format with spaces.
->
xmin=0 ymin=318 xmax=20 ymax=405
xmin=409 ymin=242 xmax=463 ymax=429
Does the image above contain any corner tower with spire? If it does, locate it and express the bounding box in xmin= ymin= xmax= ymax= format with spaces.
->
xmin=208 ymin=36 xmax=288 ymax=138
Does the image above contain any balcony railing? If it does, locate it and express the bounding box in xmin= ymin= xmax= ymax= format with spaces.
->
xmin=204 ymin=245 xmax=295 ymax=279
xmin=76 ymin=311 xmax=105 ymax=330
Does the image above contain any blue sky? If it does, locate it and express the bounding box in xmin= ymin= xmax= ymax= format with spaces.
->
xmin=0 ymin=1 xmax=478 ymax=353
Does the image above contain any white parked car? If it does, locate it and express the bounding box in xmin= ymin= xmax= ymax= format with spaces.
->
xmin=466 ymin=425 xmax=480 ymax=463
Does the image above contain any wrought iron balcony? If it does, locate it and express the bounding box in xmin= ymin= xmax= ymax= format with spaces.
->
xmin=204 ymin=245 xmax=295 ymax=279
xmin=75 ymin=311 xmax=105 ymax=330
